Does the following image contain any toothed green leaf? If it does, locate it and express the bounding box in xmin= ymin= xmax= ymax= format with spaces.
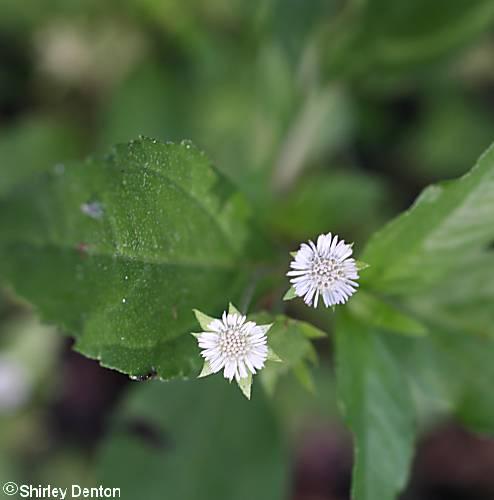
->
xmin=0 ymin=138 xmax=255 ymax=380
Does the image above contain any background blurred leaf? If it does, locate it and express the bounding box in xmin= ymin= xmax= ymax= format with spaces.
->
xmin=0 ymin=138 xmax=257 ymax=380
xmin=361 ymin=141 xmax=494 ymax=294
xmin=324 ymin=0 xmax=494 ymax=77
xmin=402 ymin=90 xmax=494 ymax=181
xmin=0 ymin=117 xmax=81 ymax=197
xmin=268 ymin=169 xmax=393 ymax=241
xmin=270 ymin=85 xmax=354 ymax=192
xmin=98 ymin=63 xmax=187 ymax=150
xmin=97 ymin=377 xmax=288 ymax=500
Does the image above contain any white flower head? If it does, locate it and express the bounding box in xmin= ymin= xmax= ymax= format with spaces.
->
xmin=192 ymin=305 xmax=276 ymax=398
xmin=287 ymin=232 xmax=359 ymax=308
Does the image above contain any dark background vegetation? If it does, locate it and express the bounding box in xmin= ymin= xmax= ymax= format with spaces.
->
xmin=2 ymin=1 xmax=494 ymax=499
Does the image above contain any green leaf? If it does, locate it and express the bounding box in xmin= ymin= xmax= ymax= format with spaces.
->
xmin=238 ymin=373 xmax=253 ymax=400
xmin=228 ymin=302 xmax=242 ymax=315
xmin=324 ymin=0 xmax=494 ymax=76
xmin=292 ymin=362 xmax=316 ymax=393
xmin=361 ymin=142 xmax=494 ymax=294
xmin=97 ymin=378 xmax=288 ymax=499
xmin=335 ymin=310 xmax=416 ymax=500
xmin=297 ymin=321 xmax=326 ymax=339
xmin=198 ymin=360 xmax=213 ymax=379
xmin=426 ymin=332 xmax=494 ymax=434
xmin=282 ymin=287 xmax=296 ymax=301
xmin=0 ymin=138 xmax=255 ymax=380
xmin=406 ymin=252 xmax=494 ymax=338
xmin=193 ymin=309 xmax=216 ymax=331
xmin=390 ymin=327 xmax=494 ymax=436
xmin=252 ymin=313 xmax=325 ymax=395
xmin=356 ymin=260 xmax=370 ymax=271
xmin=267 ymin=347 xmax=282 ymax=363
xmin=348 ymin=291 xmax=427 ymax=337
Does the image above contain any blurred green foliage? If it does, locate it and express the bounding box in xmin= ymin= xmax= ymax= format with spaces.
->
xmin=97 ymin=378 xmax=288 ymax=500
xmin=2 ymin=1 xmax=494 ymax=500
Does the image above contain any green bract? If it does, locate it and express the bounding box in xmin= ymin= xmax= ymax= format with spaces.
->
xmin=192 ymin=305 xmax=280 ymax=400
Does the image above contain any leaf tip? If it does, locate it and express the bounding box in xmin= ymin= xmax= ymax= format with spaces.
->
xmin=283 ymin=287 xmax=297 ymax=301
xmin=228 ymin=303 xmax=242 ymax=316
xmin=193 ymin=309 xmax=215 ymax=330
xmin=237 ymin=374 xmax=252 ymax=399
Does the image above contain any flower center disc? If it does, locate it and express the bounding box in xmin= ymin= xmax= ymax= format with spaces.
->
xmin=310 ymin=257 xmax=344 ymax=289
xmin=219 ymin=328 xmax=248 ymax=358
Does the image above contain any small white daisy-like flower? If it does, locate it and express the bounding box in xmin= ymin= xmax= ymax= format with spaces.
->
xmin=287 ymin=232 xmax=359 ymax=308
xmin=193 ymin=306 xmax=272 ymax=386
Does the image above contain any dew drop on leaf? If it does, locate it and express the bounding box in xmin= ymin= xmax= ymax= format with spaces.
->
xmin=80 ymin=201 xmax=104 ymax=219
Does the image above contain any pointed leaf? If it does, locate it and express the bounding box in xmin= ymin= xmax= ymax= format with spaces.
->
xmin=257 ymin=323 xmax=273 ymax=336
xmin=267 ymin=347 xmax=282 ymax=363
xmin=356 ymin=260 xmax=370 ymax=271
xmin=198 ymin=360 xmax=214 ymax=378
xmin=237 ymin=373 xmax=252 ymax=400
xmin=362 ymin=142 xmax=494 ymax=294
xmin=193 ymin=309 xmax=216 ymax=331
xmin=228 ymin=303 xmax=242 ymax=316
xmin=282 ymin=287 xmax=297 ymax=301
